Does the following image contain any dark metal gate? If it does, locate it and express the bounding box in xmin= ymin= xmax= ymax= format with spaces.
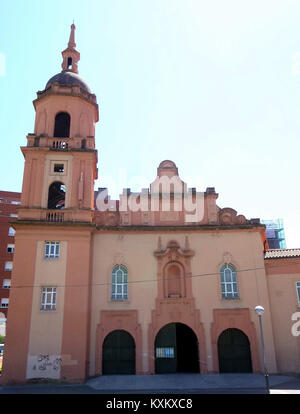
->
xmin=218 ymin=328 xmax=252 ymax=373
xmin=155 ymin=323 xmax=199 ymax=374
xmin=102 ymin=330 xmax=136 ymax=375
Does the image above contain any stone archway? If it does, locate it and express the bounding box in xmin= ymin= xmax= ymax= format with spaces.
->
xmin=96 ymin=310 xmax=142 ymax=376
xmin=102 ymin=330 xmax=136 ymax=375
xmin=149 ymin=237 xmax=207 ymax=374
xmin=155 ymin=323 xmax=199 ymax=374
xmin=218 ymin=328 xmax=252 ymax=373
xmin=211 ymin=309 xmax=260 ymax=373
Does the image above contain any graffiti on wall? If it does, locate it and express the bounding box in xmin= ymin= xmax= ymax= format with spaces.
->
xmin=26 ymin=354 xmax=62 ymax=379
xmin=34 ymin=354 xmax=62 ymax=371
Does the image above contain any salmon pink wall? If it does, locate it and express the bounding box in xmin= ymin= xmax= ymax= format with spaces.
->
xmin=266 ymin=258 xmax=300 ymax=373
xmin=1 ymin=228 xmax=37 ymax=384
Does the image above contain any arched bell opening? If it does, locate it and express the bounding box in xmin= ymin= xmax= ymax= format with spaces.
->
xmin=47 ymin=182 xmax=66 ymax=210
xmin=54 ymin=112 xmax=70 ymax=138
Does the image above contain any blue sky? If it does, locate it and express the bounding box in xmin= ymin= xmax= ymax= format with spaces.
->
xmin=0 ymin=0 xmax=300 ymax=247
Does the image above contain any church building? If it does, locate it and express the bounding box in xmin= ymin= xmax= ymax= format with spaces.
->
xmin=2 ymin=25 xmax=300 ymax=384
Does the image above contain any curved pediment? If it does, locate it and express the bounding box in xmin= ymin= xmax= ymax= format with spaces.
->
xmin=219 ymin=208 xmax=247 ymax=225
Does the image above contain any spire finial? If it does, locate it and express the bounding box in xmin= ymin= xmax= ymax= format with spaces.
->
xmin=68 ymin=22 xmax=76 ymax=49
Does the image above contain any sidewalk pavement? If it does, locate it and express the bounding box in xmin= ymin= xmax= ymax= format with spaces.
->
xmin=86 ymin=373 xmax=300 ymax=392
xmin=0 ymin=373 xmax=300 ymax=394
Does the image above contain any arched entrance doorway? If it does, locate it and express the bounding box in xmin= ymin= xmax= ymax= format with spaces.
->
xmin=102 ymin=330 xmax=135 ymax=375
xmin=218 ymin=328 xmax=252 ymax=373
xmin=155 ymin=323 xmax=199 ymax=374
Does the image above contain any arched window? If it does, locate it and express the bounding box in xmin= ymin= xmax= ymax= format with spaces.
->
xmin=47 ymin=182 xmax=66 ymax=210
xmin=220 ymin=264 xmax=239 ymax=299
xmin=111 ymin=265 xmax=128 ymax=300
xmin=54 ymin=112 xmax=70 ymax=138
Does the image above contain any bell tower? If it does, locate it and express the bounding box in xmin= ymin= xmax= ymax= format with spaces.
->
xmin=2 ymin=25 xmax=98 ymax=385
xmin=19 ymin=23 xmax=98 ymax=223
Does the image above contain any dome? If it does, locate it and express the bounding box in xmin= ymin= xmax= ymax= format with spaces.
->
xmin=158 ymin=160 xmax=177 ymax=169
xmin=45 ymin=71 xmax=91 ymax=94
xmin=157 ymin=160 xmax=179 ymax=178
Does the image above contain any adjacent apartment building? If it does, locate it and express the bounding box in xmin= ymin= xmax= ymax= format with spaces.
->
xmin=0 ymin=191 xmax=21 ymax=324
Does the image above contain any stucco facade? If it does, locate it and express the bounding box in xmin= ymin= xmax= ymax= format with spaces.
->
xmin=1 ymin=25 xmax=300 ymax=384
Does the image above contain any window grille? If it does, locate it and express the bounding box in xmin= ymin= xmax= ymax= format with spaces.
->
xmin=41 ymin=287 xmax=57 ymax=311
xmin=220 ymin=264 xmax=239 ymax=299
xmin=111 ymin=265 xmax=128 ymax=300
xmin=45 ymin=241 xmax=60 ymax=259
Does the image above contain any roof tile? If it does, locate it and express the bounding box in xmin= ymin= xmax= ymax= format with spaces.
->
xmin=265 ymin=249 xmax=300 ymax=259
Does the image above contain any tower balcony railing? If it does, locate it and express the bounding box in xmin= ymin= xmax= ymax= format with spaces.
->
xmin=17 ymin=208 xmax=68 ymax=222
xmin=41 ymin=209 xmax=93 ymax=223
xmin=26 ymin=134 xmax=95 ymax=150
xmin=44 ymin=210 xmax=65 ymax=222
xmin=52 ymin=140 xmax=69 ymax=150
xmin=17 ymin=207 xmax=94 ymax=223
